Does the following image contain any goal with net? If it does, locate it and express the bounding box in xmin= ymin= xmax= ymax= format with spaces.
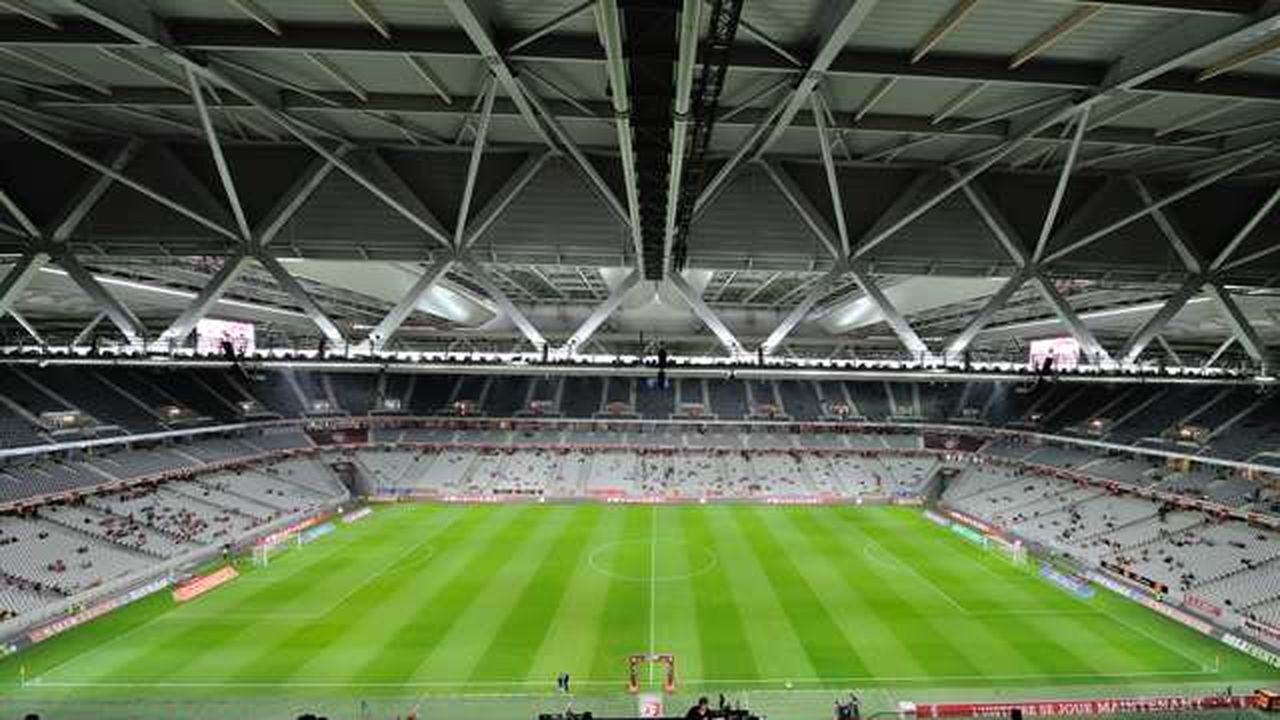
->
xmin=628 ymin=653 xmax=676 ymax=694
xmin=252 ymin=534 xmax=300 ymax=567
xmin=989 ymin=535 xmax=1028 ymax=566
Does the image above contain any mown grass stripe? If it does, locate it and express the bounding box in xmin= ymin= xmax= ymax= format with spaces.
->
xmin=781 ymin=506 xmax=978 ymax=678
xmin=211 ymin=504 xmax=476 ymax=685
xmin=343 ymin=505 xmax=558 ymax=685
xmin=464 ymin=504 xmax=603 ymax=683
xmin=702 ymin=506 xmax=816 ymax=681
xmin=522 ymin=505 xmax=632 ymax=685
xmin=585 ymin=506 xmax=652 ymax=681
xmin=408 ymin=504 xmax=588 ymax=682
xmin=730 ymin=507 xmax=866 ymax=679
xmin=53 ymin=505 xmax=444 ymax=685
xmin=679 ymin=506 xmax=756 ymax=682
xmin=279 ymin=503 xmax=512 ymax=683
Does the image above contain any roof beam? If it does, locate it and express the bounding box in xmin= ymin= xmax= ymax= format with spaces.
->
xmin=0 ymin=187 xmax=38 ymax=239
xmin=255 ymin=147 xmax=349 ymax=246
xmin=0 ymin=108 xmax=240 ymax=242
xmin=365 ymin=256 xmax=455 ymax=351
xmin=913 ymin=0 xmax=979 ymax=64
xmin=755 ymin=0 xmax=882 ymax=156
xmin=663 ymin=0 xmax=702 ymax=276
xmin=812 ymin=94 xmax=852 ymax=258
xmin=760 ymin=265 xmax=844 ymax=356
xmin=668 ymin=271 xmax=746 ymax=357
xmin=155 ymin=253 xmax=249 ymax=346
xmin=1197 ymin=31 xmax=1280 ymax=81
xmin=508 ymin=0 xmax=595 ymax=54
xmin=1203 ymin=283 xmax=1267 ymax=364
xmin=8 ymin=309 xmax=43 ymax=344
xmin=24 ymin=87 xmax=1236 ymax=155
xmin=9 ymin=17 xmax=1280 ymax=103
xmin=98 ymin=47 xmax=187 ymax=93
xmin=931 ymin=81 xmax=988 ymax=125
xmin=1029 ymin=274 xmax=1112 ymax=364
xmin=848 ymin=263 xmax=933 ymax=360
xmin=306 ymin=52 xmax=367 ymax=102
xmin=72 ymin=311 xmax=106 ymax=347
xmin=255 ymin=252 xmax=345 ymax=345
xmin=1119 ymin=277 xmax=1202 ymax=363
xmin=1215 ymin=184 xmax=1280 ymax=271
xmin=1009 ymin=6 xmax=1104 ymax=69
xmin=47 ymin=137 xmax=141 ymax=242
xmin=187 ymin=66 xmax=251 ymax=244
xmin=224 ymin=0 xmax=280 ymax=35
xmin=454 ymin=80 xmax=496 ymax=248
xmin=944 ymin=272 xmax=1030 ymax=357
xmin=57 ymin=252 xmax=146 ymax=346
xmin=458 ymin=252 xmax=545 ymax=350
xmin=348 ymin=0 xmax=390 ymax=39
xmin=758 ymin=160 xmax=842 ymax=260
xmin=462 ymin=150 xmax=551 ymax=249
xmin=596 ymin=0 xmax=646 ymax=278
xmin=1033 ymin=106 xmax=1090 ymax=263
xmin=0 ymin=46 xmax=111 ymax=95
xmin=405 ymin=55 xmax=452 ymax=106
xmin=1044 ymin=138 xmax=1278 ymax=263
xmin=0 ymin=1 xmax=60 ymax=30
xmin=0 ymin=252 xmax=48 ymax=320
xmin=561 ymin=267 xmax=641 ymax=354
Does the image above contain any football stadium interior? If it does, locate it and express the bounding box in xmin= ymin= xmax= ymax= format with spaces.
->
xmin=3 ymin=1 xmax=1280 ymax=719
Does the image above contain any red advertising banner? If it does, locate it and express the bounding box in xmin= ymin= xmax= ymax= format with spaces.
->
xmin=1185 ymin=594 xmax=1223 ymax=618
xmin=911 ymin=695 xmax=1250 ymax=718
xmin=173 ymin=566 xmax=239 ymax=603
xmin=255 ymin=514 xmax=326 ymax=547
xmin=1244 ymin=617 xmax=1280 ymax=644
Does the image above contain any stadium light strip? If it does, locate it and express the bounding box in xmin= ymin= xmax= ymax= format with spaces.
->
xmin=980 ymin=295 xmax=1214 ymax=334
xmin=37 ymin=267 xmax=311 ymax=320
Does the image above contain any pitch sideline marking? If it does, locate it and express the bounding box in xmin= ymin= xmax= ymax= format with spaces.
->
xmin=22 ymin=668 xmax=1225 ymax=692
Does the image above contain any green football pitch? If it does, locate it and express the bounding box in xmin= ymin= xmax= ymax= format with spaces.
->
xmin=0 ymin=503 xmax=1274 ymax=717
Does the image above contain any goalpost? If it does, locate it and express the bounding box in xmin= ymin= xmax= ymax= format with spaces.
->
xmin=628 ymin=653 xmax=677 ymax=694
xmin=989 ymin=536 xmax=1028 ymax=567
xmin=252 ymin=534 xmax=300 ymax=568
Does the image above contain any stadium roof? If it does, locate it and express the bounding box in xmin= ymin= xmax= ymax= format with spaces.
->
xmin=1 ymin=0 xmax=1280 ymax=366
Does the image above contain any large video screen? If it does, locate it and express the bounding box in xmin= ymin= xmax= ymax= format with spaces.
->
xmin=196 ymin=318 xmax=256 ymax=355
xmin=1028 ymin=336 xmax=1080 ymax=370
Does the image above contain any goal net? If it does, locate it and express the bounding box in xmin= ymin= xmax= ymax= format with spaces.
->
xmin=252 ymin=535 xmax=299 ymax=567
xmin=990 ymin=536 xmax=1028 ymax=566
